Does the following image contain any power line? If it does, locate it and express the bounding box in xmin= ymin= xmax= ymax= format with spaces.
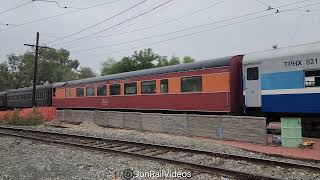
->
xmin=89 ymin=0 xmax=225 ymax=40
xmin=103 ymin=0 xmax=176 ymax=38
xmin=64 ymin=0 xmax=177 ymax=49
xmin=33 ymin=0 xmax=82 ymax=9
xmin=0 ymin=0 xmax=33 ymax=15
xmin=71 ymin=0 xmax=316 ymax=52
xmin=65 ymin=0 xmax=222 ymax=49
xmin=92 ymin=13 xmax=278 ymax=57
xmin=84 ymin=1 xmax=320 ymax=57
xmin=46 ymin=0 xmax=147 ymax=44
xmin=254 ymin=0 xmax=268 ymax=7
xmin=81 ymin=0 xmax=310 ymax=40
xmin=50 ymin=0 xmax=174 ymax=46
xmin=0 ymin=0 xmax=123 ymax=32
xmin=277 ymin=2 xmax=320 ymax=12
xmin=289 ymin=11 xmax=307 ymax=44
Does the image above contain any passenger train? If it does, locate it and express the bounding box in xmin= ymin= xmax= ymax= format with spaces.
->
xmin=1 ymin=42 xmax=320 ymax=135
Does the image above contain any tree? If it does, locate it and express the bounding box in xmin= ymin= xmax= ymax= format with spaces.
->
xmin=1 ymin=48 xmax=93 ymax=90
xmin=101 ymin=49 xmax=161 ymax=75
xmin=78 ymin=67 xmax=96 ymax=79
xmin=0 ymin=63 xmax=11 ymax=91
xmin=132 ymin=48 xmax=159 ymax=70
xmin=101 ymin=58 xmax=117 ymax=76
xmin=37 ymin=48 xmax=80 ymax=83
xmin=156 ymin=56 xmax=169 ymax=67
xmin=169 ymin=56 xmax=181 ymax=65
xmin=100 ymin=49 xmax=195 ymax=76
xmin=183 ymin=56 xmax=195 ymax=64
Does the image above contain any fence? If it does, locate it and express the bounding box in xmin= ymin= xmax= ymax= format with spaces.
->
xmin=56 ymin=110 xmax=267 ymax=144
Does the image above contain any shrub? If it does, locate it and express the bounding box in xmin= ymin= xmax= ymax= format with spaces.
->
xmin=25 ymin=108 xmax=44 ymax=126
xmin=0 ymin=108 xmax=44 ymax=126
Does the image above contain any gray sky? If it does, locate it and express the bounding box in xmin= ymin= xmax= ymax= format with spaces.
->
xmin=1 ymin=0 xmax=320 ymax=74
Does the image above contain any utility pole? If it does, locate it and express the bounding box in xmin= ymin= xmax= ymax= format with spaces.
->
xmin=24 ymin=32 xmax=50 ymax=107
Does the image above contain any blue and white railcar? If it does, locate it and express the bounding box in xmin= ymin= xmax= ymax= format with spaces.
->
xmin=243 ymin=42 xmax=320 ymax=114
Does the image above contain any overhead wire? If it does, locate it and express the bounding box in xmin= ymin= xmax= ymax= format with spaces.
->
xmin=50 ymin=0 xmax=174 ymax=46
xmin=0 ymin=0 xmax=123 ymax=32
xmin=254 ymin=0 xmax=269 ymax=7
xmin=46 ymin=0 xmax=148 ymax=44
xmin=70 ymin=0 xmax=316 ymax=53
xmin=289 ymin=11 xmax=308 ymax=44
xmin=63 ymin=0 xmax=175 ymax=49
xmin=108 ymin=0 xmax=176 ymax=34
xmin=90 ymin=0 xmax=225 ymax=40
xmin=83 ymin=0 xmax=320 ymax=57
xmin=90 ymin=13 xmax=279 ymax=57
xmin=79 ymin=0 xmax=311 ymax=40
xmin=65 ymin=0 xmax=222 ymax=49
xmin=0 ymin=0 xmax=33 ymax=15
xmin=32 ymin=0 xmax=82 ymax=9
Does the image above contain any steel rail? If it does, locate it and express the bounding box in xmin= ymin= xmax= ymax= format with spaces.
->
xmin=0 ymin=126 xmax=318 ymax=179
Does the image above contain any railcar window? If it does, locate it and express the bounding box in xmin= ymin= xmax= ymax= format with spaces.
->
xmin=110 ymin=84 xmax=121 ymax=96
xmin=97 ymin=85 xmax=107 ymax=96
xmin=160 ymin=79 xmax=168 ymax=93
xmin=141 ymin=80 xmax=156 ymax=94
xmin=247 ymin=67 xmax=259 ymax=80
xmin=181 ymin=76 xmax=202 ymax=92
xmin=76 ymin=88 xmax=85 ymax=97
xmin=65 ymin=89 xmax=72 ymax=97
xmin=305 ymin=70 xmax=320 ymax=87
xmin=86 ymin=87 xmax=95 ymax=96
xmin=124 ymin=82 xmax=137 ymax=95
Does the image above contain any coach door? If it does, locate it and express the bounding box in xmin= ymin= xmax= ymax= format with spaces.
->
xmin=245 ymin=65 xmax=261 ymax=108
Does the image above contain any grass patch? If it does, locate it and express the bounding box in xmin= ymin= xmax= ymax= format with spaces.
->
xmin=1 ymin=108 xmax=44 ymax=126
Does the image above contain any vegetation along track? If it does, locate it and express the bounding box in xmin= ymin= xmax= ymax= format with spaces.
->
xmin=0 ymin=126 xmax=319 ymax=180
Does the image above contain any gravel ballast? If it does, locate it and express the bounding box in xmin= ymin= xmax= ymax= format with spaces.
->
xmin=0 ymin=136 xmax=223 ymax=180
xmin=1 ymin=122 xmax=319 ymax=179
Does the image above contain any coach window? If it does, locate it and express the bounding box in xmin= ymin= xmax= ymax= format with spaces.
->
xmin=97 ymin=85 xmax=107 ymax=96
xmin=160 ymin=79 xmax=168 ymax=93
xmin=65 ymin=89 xmax=71 ymax=98
xmin=141 ymin=80 xmax=156 ymax=94
xmin=110 ymin=84 xmax=121 ymax=96
xmin=125 ymin=82 xmax=137 ymax=95
xmin=305 ymin=70 xmax=320 ymax=87
xmin=181 ymin=76 xmax=202 ymax=92
xmin=247 ymin=67 xmax=259 ymax=80
xmin=86 ymin=87 xmax=95 ymax=96
xmin=76 ymin=88 xmax=84 ymax=97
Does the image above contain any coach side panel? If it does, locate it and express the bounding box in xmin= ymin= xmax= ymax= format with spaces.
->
xmin=53 ymin=67 xmax=234 ymax=112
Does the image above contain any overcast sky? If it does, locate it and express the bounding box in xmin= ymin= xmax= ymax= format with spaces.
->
xmin=1 ymin=0 xmax=320 ymax=74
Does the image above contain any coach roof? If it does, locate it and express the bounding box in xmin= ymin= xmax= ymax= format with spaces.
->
xmin=243 ymin=41 xmax=320 ymax=65
xmin=64 ymin=56 xmax=232 ymax=86
xmin=6 ymin=84 xmax=53 ymax=94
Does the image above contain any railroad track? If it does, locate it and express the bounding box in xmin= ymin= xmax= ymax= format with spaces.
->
xmin=0 ymin=126 xmax=319 ymax=180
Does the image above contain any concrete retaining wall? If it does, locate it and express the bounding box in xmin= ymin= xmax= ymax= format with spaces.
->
xmin=141 ymin=113 xmax=162 ymax=132
xmin=222 ymin=116 xmax=267 ymax=144
xmin=108 ymin=111 xmax=124 ymax=128
xmin=55 ymin=110 xmax=64 ymax=126
xmin=57 ymin=110 xmax=267 ymax=144
xmin=124 ymin=112 xmax=142 ymax=129
xmin=188 ymin=115 xmax=222 ymax=139
xmin=63 ymin=110 xmax=94 ymax=124
xmin=162 ymin=114 xmax=188 ymax=135
xmin=94 ymin=111 xmax=108 ymax=127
